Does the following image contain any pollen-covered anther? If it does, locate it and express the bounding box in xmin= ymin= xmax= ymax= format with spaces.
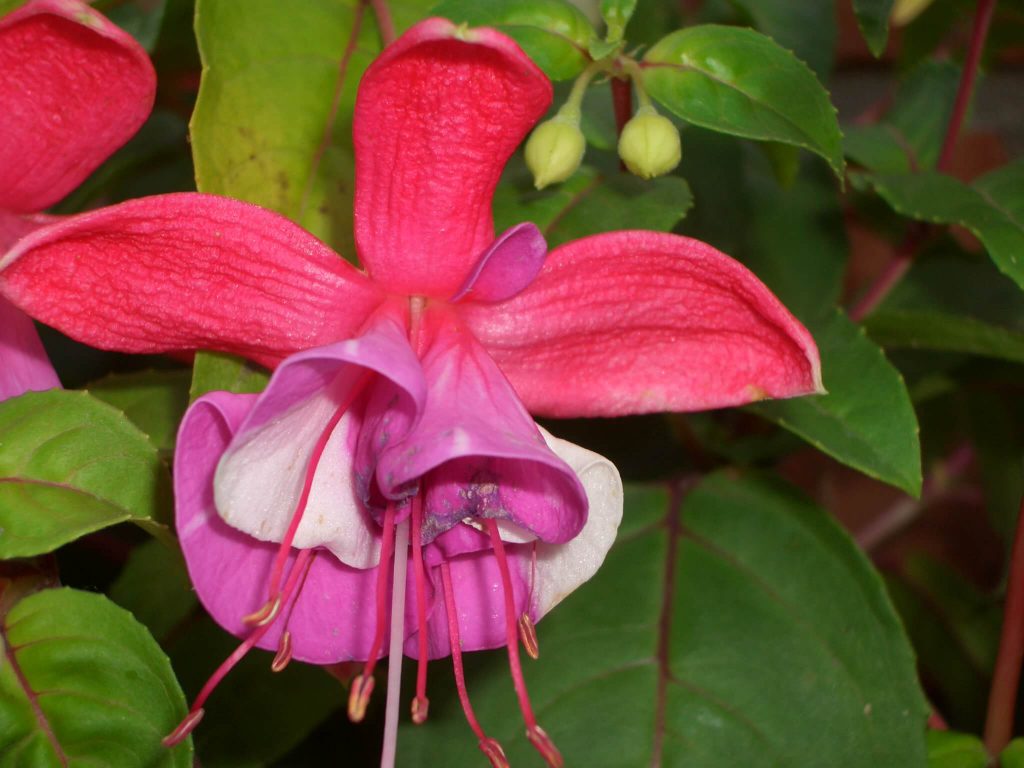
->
xmin=271 ymin=630 xmax=292 ymax=673
xmin=162 ymin=708 xmax=205 ymax=747
xmin=348 ymin=673 xmax=375 ymax=722
xmin=241 ymin=594 xmax=281 ymax=627
xmin=411 ymin=694 xmax=430 ymax=724
xmin=518 ymin=612 xmax=540 ymax=659
xmin=479 ymin=737 xmax=510 ymax=768
xmin=527 ymin=724 xmax=564 ymax=768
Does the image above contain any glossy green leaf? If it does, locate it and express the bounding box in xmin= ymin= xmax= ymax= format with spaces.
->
xmin=493 ymin=164 xmax=692 ymax=248
xmin=0 ymin=390 xmax=172 ymax=558
xmin=750 ymin=310 xmax=922 ymax=495
xmin=88 ymin=368 xmax=191 ymax=454
xmin=192 ymin=0 xmax=431 ymax=256
xmin=1002 ymin=739 xmax=1024 ymax=768
xmin=0 ymin=588 xmax=191 ymax=766
xmin=863 ymin=160 xmax=1024 ymax=291
xmin=110 ymin=539 xmax=197 ymax=642
xmin=643 ymin=25 xmax=844 ymax=177
xmin=398 ymin=476 xmax=928 ymax=766
xmin=600 ymin=0 xmax=636 ymax=42
xmin=189 ymin=351 xmax=270 ymax=402
xmin=853 ymin=0 xmax=894 ymax=56
xmin=433 ymin=0 xmax=594 ymax=80
xmin=866 ymin=310 xmax=1024 ymax=363
xmin=926 ymin=731 xmax=988 ymax=768
xmin=728 ymin=0 xmax=837 ymax=78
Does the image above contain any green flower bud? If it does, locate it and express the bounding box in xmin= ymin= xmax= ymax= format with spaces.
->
xmin=617 ymin=106 xmax=681 ymax=180
xmin=524 ymin=111 xmax=586 ymax=190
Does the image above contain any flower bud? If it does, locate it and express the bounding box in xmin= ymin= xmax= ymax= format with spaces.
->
xmin=617 ymin=106 xmax=681 ymax=180
xmin=525 ymin=113 xmax=586 ymax=190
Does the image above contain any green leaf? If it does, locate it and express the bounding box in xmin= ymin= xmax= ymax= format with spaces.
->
xmin=97 ymin=0 xmax=168 ymax=51
xmin=110 ymin=539 xmax=197 ymax=642
xmin=643 ymin=25 xmax=844 ymax=177
xmin=1003 ymin=739 xmax=1024 ymax=768
xmin=862 ymin=161 xmax=1024 ymax=291
xmin=433 ymin=0 xmax=594 ymax=80
xmin=0 ymin=0 xmax=27 ymax=18
xmin=190 ymin=351 xmax=270 ymax=402
xmin=968 ymin=392 xmax=1024 ymax=543
xmin=493 ymin=164 xmax=693 ymax=248
xmin=853 ymin=0 xmax=894 ymax=56
xmin=0 ymin=390 xmax=173 ymax=558
xmin=866 ymin=310 xmax=1024 ymax=363
xmin=727 ymin=0 xmax=837 ymax=78
xmin=750 ymin=310 xmax=922 ymax=495
xmin=926 ymin=731 xmax=988 ymax=768
xmin=88 ymin=368 xmax=191 ymax=454
xmin=192 ymin=0 xmax=432 ymax=256
xmin=0 ymin=587 xmax=191 ymax=766
xmin=600 ymin=0 xmax=636 ymax=43
xmin=398 ymin=476 xmax=928 ymax=766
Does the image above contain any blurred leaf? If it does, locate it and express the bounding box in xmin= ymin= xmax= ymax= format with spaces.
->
xmin=643 ymin=25 xmax=844 ymax=177
xmin=0 ymin=587 xmax=191 ymax=766
xmin=1003 ymin=739 xmax=1024 ymax=768
xmin=88 ymin=368 xmax=191 ymax=454
xmin=727 ymin=0 xmax=836 ymax=78
xmin=751 ymin=310 xmax=922 ymax=495
xmin=845 ymin=61 xmax=959 ymax=173
xmin=759 ymin=141 xmax=801 ymax=187
xmin=861 ymin=160 xmax=1024 ymax=291
xmin=398 ymin=476 xmax=928 ymax=766
xmin=110 ymin=539 xmax=197 ymax=642
xmin=853 ymin=0 xmax=895 ymax=56
xmin=98 ymin=0 xmax=168 ymax=51
xmin=168 ymin=617 xmax=342 ymax=766
xmin=0 ymin=0 xmax=27 ymax=17
xmin=190 ymin=351 xmax=270 ymax=402
xmin=433 ymin=0 xmax=594 ymax=79
xmin=967 ymin=393 xmax=1024 ymax=543
xmin=600 ymin=0 xmax=636 ymax=42
xmin=192 ymin=0 xmax=432 ymax=257
xmin=866 ymin=311 xmax=1024 ymax=363
xmin=0 ymin=390 xmax=172 ymax=558
xmin=493 ymin=164 xmax=692 ymax=248
xmin=926 ymin=731 xmax=988 ymax=768
xmin=886 ymin=557 xmax=1000 ymax=731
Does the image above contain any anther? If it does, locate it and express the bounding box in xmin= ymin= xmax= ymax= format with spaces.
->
xmin=527 ymin=724 xmax=564 ymax=768
xmin=411 ymin=695 xmax=430 ymax=724
xmin=518 ymin=612 xmax=540 ymax=659
xmin=478 ymin=737 xmax=510 ymax=768
xmin=162 ymin=708 xmax=204 ymax=747
xmin=271 ymin=630 xmax=292 ymax=673
xmin=348 ymin=673 xmax=375 ymax=722
xmin=242 ymin=594 xmax=281 ymax=627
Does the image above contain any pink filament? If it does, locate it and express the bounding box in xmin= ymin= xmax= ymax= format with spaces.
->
xmin=440 ymin=561 xmax=489 ymax=743
xmin=357 ymin=503 xmax=397 ymax=683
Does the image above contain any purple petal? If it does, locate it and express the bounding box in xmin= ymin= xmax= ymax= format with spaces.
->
xmin=0 ymin=296 xmax=59 ymax=400
xmin=213 ymin=305 xmax=426 ymax=568
xmin=377 ymin=308 xmax=587 ymax=544
xmin=176 ymin=391 xmax=420 ymax=663
xmin=449 ymin=222 xmax=548 ymax=303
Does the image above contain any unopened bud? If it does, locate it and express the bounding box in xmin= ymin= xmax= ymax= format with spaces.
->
xmin=525 ymin=112 xmax=586 ymax=190
xmin=617 ymin=106 xmax=681 ymax=180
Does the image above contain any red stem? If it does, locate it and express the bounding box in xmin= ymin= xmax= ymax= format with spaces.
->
xmin=849 ymin=0 xmax=995 ymax=320
xmin=985 ymin=496 xmax=1024 ymax=756
xmin=369 ymin=0 xmax=395 ymax=46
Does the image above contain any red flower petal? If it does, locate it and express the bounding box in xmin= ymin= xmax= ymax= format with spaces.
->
xmin=463 ymin=231 xmax=824 ymax=417
xmin=0 ymin=0 xmax=155 ymax=212
xmin=0 ymin=194 xmax=385 ymax=364
xmin=353 ymin=18 xmax=551 ymax=297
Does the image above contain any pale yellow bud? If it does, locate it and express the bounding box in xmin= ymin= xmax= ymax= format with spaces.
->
xmin=617 ymin=106 xmax=681 ymax=180
xmin=525 ymin=113 xmax=586 ymax=190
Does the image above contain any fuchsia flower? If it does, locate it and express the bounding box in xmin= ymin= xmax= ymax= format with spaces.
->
xmin=0 ymin=0 xmax=154 ymax=400
xmin=0 ymin=18 xmax=822 ymax=766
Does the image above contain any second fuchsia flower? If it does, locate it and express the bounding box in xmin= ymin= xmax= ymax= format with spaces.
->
xmin=0 ymin=18 xmax=822 ymax=767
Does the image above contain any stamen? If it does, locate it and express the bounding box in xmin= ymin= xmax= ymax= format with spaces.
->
xmin=518 ymin=613 xmax=540 ymax=660
xmin=164 ymin=548 xmax=313 ymax=746
xmin=441 ymin=561 xmax=508 ymax=766
xmin=242 ymin=594 xmax=281 ymax=628
xmin=485 ymin=519 xmax=564 ymax=768
xmin=410 ymin=494 xmax=430 ymax=724
xmin=348 ymin=502 xmax=397 ymax=723
xmin=270 ymin=550 xmax=316 ymax=673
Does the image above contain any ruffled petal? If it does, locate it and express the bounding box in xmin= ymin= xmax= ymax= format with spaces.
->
xmin=175 ymin=392 xmax=415 ymax=663
xmin=463 ymin=230 xmax=824 ymax=417
xmin=0 ymin=0 xmax=155 ymax=212
xmin=0 ymin=296 xmax=59 ymax=400
xmin=353 ymin=18 xmax=551 ymax=297
xmin=377 ymin=308 xmax=587 ymax=544
xmin=0 ymin=193 xmax=385 ymax=365
xmin=214 ymin=306 xmax=425 ymax=569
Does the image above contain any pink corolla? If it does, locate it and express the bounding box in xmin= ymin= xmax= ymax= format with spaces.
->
xmin=0 ymin=0 xmax=154 ymax=400
xmin=0 ymin=18 xmax=822 ymax=766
